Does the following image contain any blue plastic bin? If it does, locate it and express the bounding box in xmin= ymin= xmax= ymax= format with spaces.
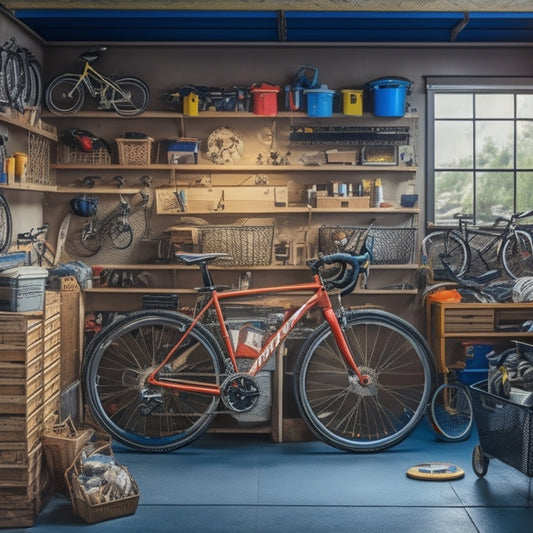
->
xmin=368 ymin=78 xmax=412 ymax=117
xmin=304 ymin=85 xmax=335 ymax=117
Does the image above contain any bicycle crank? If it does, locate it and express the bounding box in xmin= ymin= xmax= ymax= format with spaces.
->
xmin=221 ymin=373 xmax=260 ymax=413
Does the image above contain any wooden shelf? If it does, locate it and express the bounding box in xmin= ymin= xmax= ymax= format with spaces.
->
xmin=42 ymin=110 xmax=419 ymax=121
xmin=0 ymin=110 xmax=58 ymax=141
xmin=50 ymin=163 xmax=417 ymax=172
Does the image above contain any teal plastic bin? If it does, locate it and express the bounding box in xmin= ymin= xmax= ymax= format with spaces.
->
xmin=368 ymin=78 xmax=412 ymax=117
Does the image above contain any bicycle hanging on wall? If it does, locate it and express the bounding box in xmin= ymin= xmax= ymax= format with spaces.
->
xmin=45 ymin=46 xmax=149 ymax=116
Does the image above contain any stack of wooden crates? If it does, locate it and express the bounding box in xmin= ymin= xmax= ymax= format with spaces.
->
xmin=0 ymin=291 xmax=61 ymax=528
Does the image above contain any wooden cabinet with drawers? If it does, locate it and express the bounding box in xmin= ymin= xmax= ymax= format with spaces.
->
xmin=427 ymin=301 xmax=533 ymax=376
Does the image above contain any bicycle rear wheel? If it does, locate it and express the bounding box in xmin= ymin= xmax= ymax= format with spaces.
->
xmin=501 ymin=230 xmax=533 ymax=278
xmin=422 ymin=231 xmax=469 ymax=278
xmin=83 ymin=309 xmax=224 ymax=452
xmin=428 ymin=382 xmax=473 ymax=442
xmin=293 ymin=309 xmax=435 ymax=452
xmin=107 ymin=219 xmax=134 ymax=249
xmin=0 ymin=193 xmax=12 ymax=253
xmin=45 ymin=74 xmax=84 ymax=114
xmin=111 ymin=77 xmax=150 ymax=116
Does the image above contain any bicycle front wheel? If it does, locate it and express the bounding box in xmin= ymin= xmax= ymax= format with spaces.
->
xmin=0 ymin=193 xmax=12 ymax=254
xmin=428 ymin=382 xmax=473 ymax=442
xmin=111 ymin=77 xmax=150 ymax=116
xmin=45 ymin=74 xmax=84 ymax=114
xmin=84 ymin=310 xmax=225 ymax=452
xmin=501 ymin=230 xmax=533 ymax=278
xmin=422 ymin=231 xmax=469 ymax=278
xmin=293 ymin=309 xmax=435 ymax=453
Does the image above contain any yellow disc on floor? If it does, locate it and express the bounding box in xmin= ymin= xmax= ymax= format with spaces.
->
xmin=406 ymin=462 xmax=465 ymax=481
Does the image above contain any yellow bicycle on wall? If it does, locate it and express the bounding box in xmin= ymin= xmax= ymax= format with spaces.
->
xmin=45 ymin=46 xmax=149 ymax=116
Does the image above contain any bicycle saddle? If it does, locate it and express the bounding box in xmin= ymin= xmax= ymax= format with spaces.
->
xmin=79 ymin=46 xmax=107 ymax=64
xmin=175 ymin=252 xmax=231 ymax=265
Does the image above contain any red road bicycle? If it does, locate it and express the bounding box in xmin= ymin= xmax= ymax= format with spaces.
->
xmin=83 ymin=246 xmax=435 ymax=453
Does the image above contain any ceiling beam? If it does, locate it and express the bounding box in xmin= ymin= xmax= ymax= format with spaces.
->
xmin=4 ymin=1 xmax=533 ymax=12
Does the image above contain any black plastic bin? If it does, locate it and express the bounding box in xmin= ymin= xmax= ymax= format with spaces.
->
xmin=470 ymin=380 xmax=533 ymax=477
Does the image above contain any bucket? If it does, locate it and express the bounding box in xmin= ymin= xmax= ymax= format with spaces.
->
xmin=250 ymin=83 xmax=280 ymax=116
xmin=368 ymin=78 xmax=412 ymax=117
xmin=304 ymin=85 xmax=336 ymax=117
xmin=341 ymin=89 xmax=363 ymax=116
xmin=13 ymin=152 xmax=28 ymax=182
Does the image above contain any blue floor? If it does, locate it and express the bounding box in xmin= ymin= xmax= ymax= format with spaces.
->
xmin=9 ymin=420 xmax=533 ymax=532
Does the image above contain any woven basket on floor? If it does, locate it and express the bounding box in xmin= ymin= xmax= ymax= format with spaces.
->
xmin=65 ymin=443 xmax=139 ymax=524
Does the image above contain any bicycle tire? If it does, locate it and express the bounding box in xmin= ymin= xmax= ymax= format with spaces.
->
xmin=0 ymin=50 xmax=23 ymax=108
xmin=24 ymin=58 xmax=43 ymax=108
xmin=45 ymin=74 xmax=84 ymax=114
xmin=293 ymin=309 xmax=435 ymax=453
xmin=0 ymin=192 xmax=13 ymax=253
xmin=83 ymin=309 xmax=225 ymax=452
xmin=427 ymin=382 xmax=473 ymax=442
xmin=107 ymin=219 xmax=134 ymax=249
xmin=422 ymin=230 xmax=469 ymax=278
xmin=111 ymin=77 xmax=150 ymax=116
xmin=501 ymin=230 xmax=533 ymax=279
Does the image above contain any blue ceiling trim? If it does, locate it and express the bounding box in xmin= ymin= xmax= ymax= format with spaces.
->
xmin=12 ymin=9 xmax=533 ymax=43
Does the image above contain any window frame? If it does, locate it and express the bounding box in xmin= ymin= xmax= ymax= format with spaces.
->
xmin=425 ymin=76 xmax=533 ymax=226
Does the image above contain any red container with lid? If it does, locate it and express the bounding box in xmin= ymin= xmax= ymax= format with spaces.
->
xmin=250 ymin=83 xmax=280 ymax=116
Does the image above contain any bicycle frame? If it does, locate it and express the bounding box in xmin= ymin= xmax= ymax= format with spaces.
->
xmin=69 ymin=61 xmax=126 ymax=103
xmin=147 ymin=276 xmax=368 ymax=395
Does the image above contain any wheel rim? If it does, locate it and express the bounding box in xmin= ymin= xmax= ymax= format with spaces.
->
xmin=85 ymin=315 xmax=221 ymax=450
xmin=296 ymin=312 xmax=433 ymax=452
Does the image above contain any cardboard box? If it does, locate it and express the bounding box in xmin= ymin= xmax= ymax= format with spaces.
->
xmin=314 ymin=196 xmax=371 ymax=209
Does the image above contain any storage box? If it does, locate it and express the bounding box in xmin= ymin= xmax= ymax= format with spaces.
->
xmin=0 ymin=267 xmax=48 ymax=312
xmin=462 ymin=342 xmax=492 ymax=369
xmin=0 ymin=253 xmax=26 ymax=272
xmin=167 ymin=138 xmax=200 ymax=164
xmin=314 ymin=196 xmax=370 ymax=209
xmin=341 ymin=89 xmax=363 ymax=115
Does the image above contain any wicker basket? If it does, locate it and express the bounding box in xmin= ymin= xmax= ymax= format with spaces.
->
xmin=319 ymin=224 xmax=417 ymax=264
xmin=199 ymin=225 xmax=274 ymax=266
xmin=65 ymin=443 xmax=139 ymax=524
xmin=116 ymin=137 xmax=154 ymax=165
xmin=41 ymin=417 xmax=94 ymax=494
xmin=57 ymin=144 xmax=112 ymax=165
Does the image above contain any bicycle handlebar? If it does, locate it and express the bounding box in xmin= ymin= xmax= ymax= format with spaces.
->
xmin=307 ymin=251 xmax=371 ymax=296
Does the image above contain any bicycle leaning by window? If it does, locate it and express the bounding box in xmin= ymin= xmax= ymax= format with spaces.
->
xmin=421 ymin=210 xmax=533 ymax=281
xmin=83 ymin=241 xmax=436 ymax=453
xmin=45 ymin=46 xmax=149 ymax=116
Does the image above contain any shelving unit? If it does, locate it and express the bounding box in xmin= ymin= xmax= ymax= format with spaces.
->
xmin=37 ymin=107 xmax=420 ymax=313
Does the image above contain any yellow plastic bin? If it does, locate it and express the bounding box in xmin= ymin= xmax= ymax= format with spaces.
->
xmin=341 ymin=89 xmax=363 ymax=116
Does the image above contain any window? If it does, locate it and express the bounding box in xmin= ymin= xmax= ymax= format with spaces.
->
xmin=426 ymin=77 xmax=533 ymax=226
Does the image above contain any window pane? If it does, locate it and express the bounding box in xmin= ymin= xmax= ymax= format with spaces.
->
xmin=517 ymin=172 xmax=533 ymax=212
xmin=517 ymin=94 xmax=533 ymax=118
xmin=475 ymin=121 xmax=514 ymax=169
xmin=516 ymin=121 xmax=533 ymax=168
xmin=435 ymin=121 xmax=473 ymax=168
xmin=434 ymin=171 xmax=472 ymax=225
xmin=475 ymin=94 xmax=514 ymax=118
xmin=475 ymin=171 xmax=514 ymax=224
xmin=434 ymin=93 xmax=472 ymax=118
